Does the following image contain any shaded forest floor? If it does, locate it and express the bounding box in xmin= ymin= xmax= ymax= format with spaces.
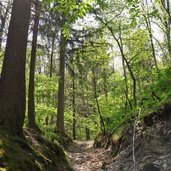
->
xmin=67 ymin=140 xmax=113 ymax=171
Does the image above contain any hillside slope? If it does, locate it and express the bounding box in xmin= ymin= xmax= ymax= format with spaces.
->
xmin=105 ymin=103 xmax=171 ymax=171
xmin=0 ymin=128 xmax=73 ymax=171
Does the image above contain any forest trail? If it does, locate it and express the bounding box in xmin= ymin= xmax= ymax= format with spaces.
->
xmin=67 ymin=140 xmax=112 ymax=171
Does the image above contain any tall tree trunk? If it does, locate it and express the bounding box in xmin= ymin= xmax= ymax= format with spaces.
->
xmin=92 ymin=68 xmax=106 ymax=134
xmin=165 ymin=21 xmax=171 ymax=59
xmin=166 ymin=0 xmax=171 ymax=58
xmin=118 ymin=40 xmax=137 ymax=107
xmin=49 ymin=37 xmax=55 ymax=77
xmin=0 ymin=0 xmax=31 ymax=135
xmin=49 ymin=24 xmax=58 ymax=77
xmin=28 ymin=0 xmax=41 ymax=130
xmin=161 ymin=0 xmax=171 ymax=59
xmin=0 ymin=1 xmax=11 ymax=50
xmin=145 ymin=15 xmax=160 ymax=73
xmin=116 ymin=33 xmax=137 ymax=107
xmin=119 ymin=35 xmax=133 ymax=111
xmin=102 ymin=68 xmax=108 ymax=100
xmin=57 ymin=29 xmax=66 ymax=132
xmin=72 ymin=69 xmax=76 ymax=140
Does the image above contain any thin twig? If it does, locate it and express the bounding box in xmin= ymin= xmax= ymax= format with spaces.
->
xmin=132 ymin=108 xmax=142 ymax=171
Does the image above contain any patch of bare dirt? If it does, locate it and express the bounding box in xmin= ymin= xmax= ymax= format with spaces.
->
xmin=67 ymin=140 xmax=113 ymax=171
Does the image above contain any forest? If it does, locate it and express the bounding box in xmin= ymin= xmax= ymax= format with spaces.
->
xmin=0 ymin=0 xmax=171 ymax=170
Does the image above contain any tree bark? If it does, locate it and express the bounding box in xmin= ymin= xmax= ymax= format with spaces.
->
xmin=92 ymin=68 xmax=106 ymax=134
xmin=144 ymin=12 xmax=159 ymax=73
xmin=57 ymin=28 xmax=66 ymax=132
xmin=72 ymin=69 xmax=76 ymax=140
xmin=119 ymin=33 xmax=133 ymax=111
xmin=28 ymin=0 xmax=41 ymax=130
xmin=161 ymin=0 xmax=171 ymax=59
xmin=0 ymin=2 xmax=11 ymax=50
xmin=86 ymin=127 xmax=90 ymax=140
xmin=49 ymin=37 xmax=55 ymax=77
xmin=102 ymin=68 xmax=108 ymax=100
xmin=0 ymin=0 xmax=31 ymax=135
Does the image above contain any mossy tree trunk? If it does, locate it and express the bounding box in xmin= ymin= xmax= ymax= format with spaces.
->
xmin=0 ymin=0 xmax=31 ymax=135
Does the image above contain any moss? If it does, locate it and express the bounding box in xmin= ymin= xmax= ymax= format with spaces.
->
xmin=112 ymin=127 xmax=123 ymax=142
xmin=0 ymin=168 xmax=7 ymax=171
xmin=45 ymin=130 xmax=73 ymax=149
xmin=0 ymin=128 xmax=73 ymax=171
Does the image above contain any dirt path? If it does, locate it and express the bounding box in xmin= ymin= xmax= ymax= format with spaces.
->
xmin=67 ymin=140 xmax=113 ymax=171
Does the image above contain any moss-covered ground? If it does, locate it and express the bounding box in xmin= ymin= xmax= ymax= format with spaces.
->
xmin=0 ymin=128 xmax=73 ymax=171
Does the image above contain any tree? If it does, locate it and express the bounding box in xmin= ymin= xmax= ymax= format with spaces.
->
xmin=160 ymin=0 xmax=171 ymax=59
xmin=55 ymin=1 xmax=92 ymax=132
xmin=141 ymin=0 xmax=159 ymax=73
xmin=0 ymin=0 xmax=31 ymax=135
xmin=39 ymin=5 xmax=60 ymax=77
xmin=28 ymin=0 xmax=41 ymax=130
xmin=57 ymin=19 xmax=67 ymax=132
xmin=0 ymin=1 xmax=12 ymax=50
